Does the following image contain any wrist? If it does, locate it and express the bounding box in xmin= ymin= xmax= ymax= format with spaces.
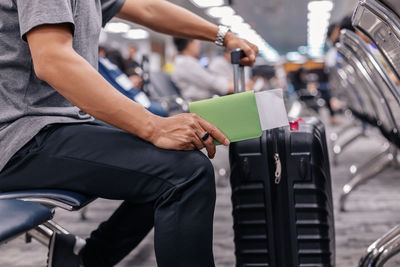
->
xmin=223 ymin=31 xmax=235 ymax=47
xmin=140 ymin=112 xmax=159 ymax=144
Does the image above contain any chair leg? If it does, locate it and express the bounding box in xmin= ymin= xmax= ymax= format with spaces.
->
xmin=340 ymin=152 xmax=394 ymax=211
xmin=330 ymin=122 xmax=358 ymax=143
xmin=26 ymin=224 xmax=53 ymax=247
xmin=44 ymin=220 xmax=69 ymax=235
xmin=25 ymin=219 xmax=70 ymax=248
xmin=349 ymin=142 xmax=391 ymax=178
xmin=333 ymin=130 xmax=366 ymax=166
xmin=359 ymin=225 xmax=400 ymax=267
xmin=393 ymin=149 xmax=400 ymax=169
xmin=80 ymin=206 xmax=88 ymax=221
xmin=363 ymin=231 xmax=400 ymax=267
xmin=373 ymin=234 xmax=400 ymax=267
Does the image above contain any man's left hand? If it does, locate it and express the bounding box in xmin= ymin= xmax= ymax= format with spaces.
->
xmin=224 ymin=31 xmax=259 ymax=66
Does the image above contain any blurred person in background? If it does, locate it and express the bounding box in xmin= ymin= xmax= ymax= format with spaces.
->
xmin=209 ymin=48 xmax=233 ymax=78
xmin=325 ymin=22 xmax=340 ymax=69
xmin=172 ymin=38 xmax=234 ymax=101
xmin=98 ymin=47 xmax=167 ymax=116
xmin=320 ymin=22 xmax=342 ymax=124
xmin=124 ymin=44 xmax=145 ymax=89
xmin=209 ymin=47 xmax=255 ymax=91
xmin=291 ymin=67 xmax=320 ymax=114
xmin=126 ymin=44 xmax=141 ymax=71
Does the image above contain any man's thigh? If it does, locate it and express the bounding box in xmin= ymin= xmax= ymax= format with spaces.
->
xmin=0 ymin=123 xmax=211 ymax=203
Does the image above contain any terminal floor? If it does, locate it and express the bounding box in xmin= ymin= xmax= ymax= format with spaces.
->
xmin=1 ymin=117 xmax=400 ymax=267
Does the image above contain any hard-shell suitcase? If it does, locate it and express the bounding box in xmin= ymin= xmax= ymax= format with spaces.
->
xmin=229 ymin=50 xmax=335 ymax=267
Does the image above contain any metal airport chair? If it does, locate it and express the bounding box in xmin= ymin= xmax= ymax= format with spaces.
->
xmin=336 ymin=47 xmax=396 ymax=211
xmin=337 ymin=45 xmax=383 ymax=128
xmin=328 ymin=66 xmax=363 ymax=143
xmin=331 ymin=49 xmax=378 ymax=164
xmin=337 ymin=38 xmax=395 ymax=145
xmin=330 ymin=57 xmax=374 ymax=145
xmin=0 ymin=199 xmax=53 ymax=246
xmin=359 ymin=224 xmax=400 ymax=267
xmin=353 ymin=0 xmax=400 ymax=80
xmin=341 ymin=30 xmax=400 ymax=146
xmin=335 ymin=61 xmax=368 ymax=119
xmin=331 ymin=65 xmax=363 ymax=118
xmin=337 ymin=30 xmax=400 ymax=211
xmin=328 ymin=63 xmax=370 ymax=160
xmin=0 ymin=190 xmax=95 ymax=246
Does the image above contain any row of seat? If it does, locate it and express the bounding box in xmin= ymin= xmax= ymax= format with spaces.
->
xmin=332 ymin=0 xmax=400 ymax=265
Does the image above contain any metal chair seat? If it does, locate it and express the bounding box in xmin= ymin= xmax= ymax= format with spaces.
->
xmin=379 ymin=0 xmax=400 ymax=15
xmin=0 ymin=199 xmax=53 ymax=244
xmin=0 ymin=190 xmax=96 ymax=211
xmin=353 ymin=0 xmax=400 ymax=78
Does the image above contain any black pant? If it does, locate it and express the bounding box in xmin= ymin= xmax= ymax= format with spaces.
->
xmin=0 ymin=123 xmax=216 ymax=267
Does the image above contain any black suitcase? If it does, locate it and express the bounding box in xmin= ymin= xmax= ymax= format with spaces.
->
xmin=229 ymin=50 xmax=335 ymax=267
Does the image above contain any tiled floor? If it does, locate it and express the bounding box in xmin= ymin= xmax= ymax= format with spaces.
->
xmin=1 ymin=116 xmax=399 ymax=267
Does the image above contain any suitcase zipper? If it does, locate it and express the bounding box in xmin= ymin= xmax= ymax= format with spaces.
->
xmin=272 ymin=129 xmax=282 ymax=184
xmin=274 ymin=153 xmax=282 ymax=184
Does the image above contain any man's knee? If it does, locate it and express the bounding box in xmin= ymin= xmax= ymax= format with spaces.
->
xmin=184 ymin=151 xmax=215 ymax=181
xmin=176 ymin=151 xmax=216 ymax=197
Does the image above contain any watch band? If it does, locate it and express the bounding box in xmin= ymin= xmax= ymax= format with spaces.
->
xmin=215 ymin=25 xmax=231 ymax=47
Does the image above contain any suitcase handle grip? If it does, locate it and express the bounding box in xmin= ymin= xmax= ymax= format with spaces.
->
xmin=231 ymin=49 xmax=246 ymax=94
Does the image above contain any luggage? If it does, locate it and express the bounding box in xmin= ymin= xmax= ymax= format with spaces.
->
xmin=229 ymin=50 xmax=335 ymax=267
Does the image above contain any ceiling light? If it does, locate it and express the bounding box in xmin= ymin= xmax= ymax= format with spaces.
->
xmin=206 ymin=6 xmax=235 ymax=18
xmin=308 ymin=12 xmax=331 ymax=21
xmin=123 ymin=29 xmax=149 ymax=39
xmin=104 ymin=22 xmax=130 ymax=33
xmin=286 ymin=52 xmax=302 ymax=62
xmin=308 ymin=1 xmax=333 ymax=12
xmin=219 ymin=15 xmax=244 ymax=26
xmin=307 ymin=0 xmax=334 ymax=57
xmin=230 ymin=22 xmax=251 ymax=34
xmin=190 ymin=0 xmax=224 ymax=8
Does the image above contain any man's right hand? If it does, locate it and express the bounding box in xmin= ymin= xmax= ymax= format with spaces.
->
xmin=149 ymin=114 xmax=230 ymax=159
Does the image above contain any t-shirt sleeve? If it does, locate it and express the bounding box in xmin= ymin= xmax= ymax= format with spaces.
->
xmin=16 ymin=0 xmax=75 ymax=41
xmin=101 ymin=0 xmax=126 ymax=27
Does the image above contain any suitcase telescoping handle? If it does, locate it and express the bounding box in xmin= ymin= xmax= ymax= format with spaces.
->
xmin=231 ymin=49 xmax=246 ymax=94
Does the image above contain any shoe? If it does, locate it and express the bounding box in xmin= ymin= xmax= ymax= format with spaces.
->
xmin=47 ymin=233 xmax=85 ymax=267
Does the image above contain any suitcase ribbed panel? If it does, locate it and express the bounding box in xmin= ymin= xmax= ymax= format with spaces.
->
xmin=232 ymin=182 xmax=270 ymax=265
xmin=295 ymin=181 xmax=334 ymax=266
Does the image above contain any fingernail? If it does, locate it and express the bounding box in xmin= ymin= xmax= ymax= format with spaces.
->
xmin=251 ymin=55 xmax=255 ymax=61
xmin=224 ymin=138 xmax=230 ymax=146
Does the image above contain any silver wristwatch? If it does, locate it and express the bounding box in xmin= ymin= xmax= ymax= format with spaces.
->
xmin=215 ymin=25 xmax=231 ymax=47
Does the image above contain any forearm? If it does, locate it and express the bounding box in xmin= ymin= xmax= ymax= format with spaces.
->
xmin=118 ymin=0 xmax=218 ymax=41
xmin=37 ymin=49 xmax=156 ymax=140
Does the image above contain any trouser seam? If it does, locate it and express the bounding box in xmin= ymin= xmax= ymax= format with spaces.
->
xmin=56 ymin=155 xmax=176 ymax=188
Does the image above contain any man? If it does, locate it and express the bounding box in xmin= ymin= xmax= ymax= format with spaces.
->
xmin=172 ymin=38 xmax=235 ymax=101
xmin=0 ymin=1 xmax=257 ymax=267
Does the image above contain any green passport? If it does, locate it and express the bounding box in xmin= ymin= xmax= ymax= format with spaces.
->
xmin=189 ymin=91 xmax=263 ymax=143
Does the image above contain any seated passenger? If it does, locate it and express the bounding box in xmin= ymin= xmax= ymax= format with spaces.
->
xmin=98 ymin=48 xmax=167 ymax=117
xmin=209 ymin=48 xmax=233 ymax=79
xmin=0 ymin=0 xmax=257 ymax=266
xmin=172 ymin=38 xmax=234 ymax=101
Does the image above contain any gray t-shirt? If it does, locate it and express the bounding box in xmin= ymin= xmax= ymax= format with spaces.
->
xmin=0 ymin=0 xmax=125 ymax=172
